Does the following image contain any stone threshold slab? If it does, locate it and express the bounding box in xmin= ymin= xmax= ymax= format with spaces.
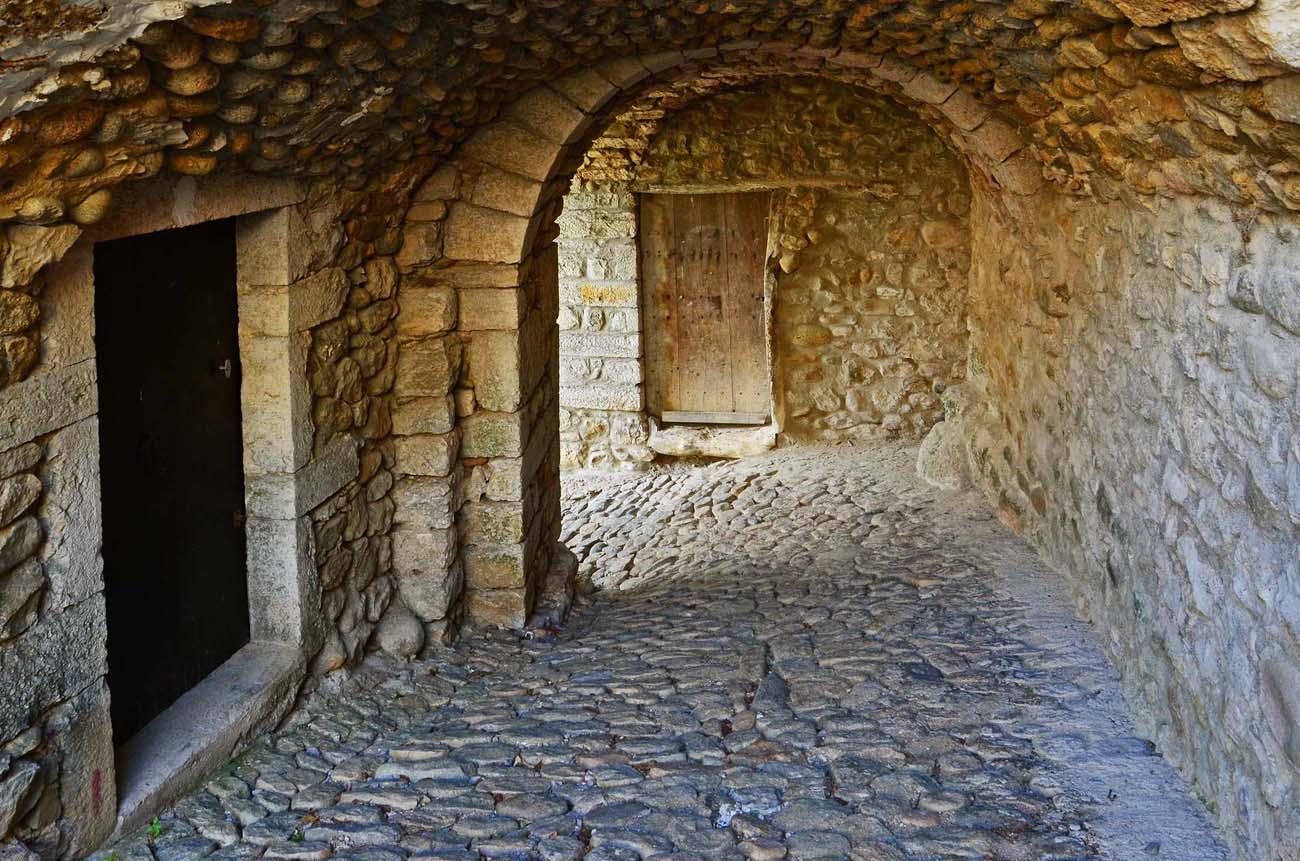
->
xmin=111 ymin=641 xmax=304 ymax=839
xmin=648 ymin=422 xmax=777 ymax=459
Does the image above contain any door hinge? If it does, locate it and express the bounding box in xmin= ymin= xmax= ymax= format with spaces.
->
xmin=233 ymin=510 xmax=245 ymax=529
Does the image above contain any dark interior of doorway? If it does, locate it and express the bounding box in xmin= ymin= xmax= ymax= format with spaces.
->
xmin=94 ymin=218 xmax=250 ymax=747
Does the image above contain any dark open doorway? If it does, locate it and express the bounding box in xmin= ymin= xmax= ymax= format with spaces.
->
xmin=94 ymin=218 xmax=250 ymax=747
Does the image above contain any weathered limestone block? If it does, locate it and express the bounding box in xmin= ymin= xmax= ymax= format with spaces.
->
xmin=461 ymin=410 xmax=525 ymax=459
xmin=560 ymin=357 xmax=643 ymax=386
xmin=548 ymin=69 xmax=617 ymax=113
xmin=648 ymin=423 xmax=777 ymax=459
xmin=394 ymin=432 xmax=459 ymax=478
xmin=917 ymin=419 xmax=972 ymax=490
xmin=239 ymin=267 xmax=348 ymax=336
xmin=967 ymin=118 xmax=1024 ymax=163
xmin=48 ymin=679 xmax=115 ymax=854
xmin=558 ymin=281 xmax=639 ymax=308
xmin=559 ymin=383 xmax=641 ymax=411
xmin=394 ymin=335 xmax=460 ymax=399
xmin=372 ymin=597 xmax=424 ymax=659
xmin=392 ymin=527 xmax=460 ymax=620
xmin=594 ymin=56 xmax=652 ymax=89
xmin=558 ymin=331 xmax=639 ymax=359
xmin=396 ymin=286 xmax=457 ymax=338
xmin=466 ymin=168 xmax=546 ymax=220
xmin=0 ymin=362 xmax=96 ymax=453
xmin=464 ymin=586 xmax=528 ymax=629
xmin=443 ymin=204 xmax=532 ymax=265
xmin=902 ymin=72 xmax=958 ymax=105
xmin=465 ymin=330 xmax=524 ymax=412
xmin=941 ymin=89 xmax=987 ymax=130
xmin=459 ymin=288 xmax=524 ymax=331
xmin=458 ymin=122 xmax=563 ymax=184
xmin=34 ymin=420 xmax=101 ymax=614
xmin=239 ymin=332 xmax=312 ymax=474
xmin=506 ymin=86 xmax=589 ymax=145
xmin=236 ymin=202 xmax=343 ymax=287
xmin=0 ymin=597 xmax=105 ymax=744
xmin=0 ymin=225 xmax=80 ymax=289
xmin=873 ymin=56 xmax=918 ymax=83
xmin=393 ymin=476 xmax=457 ymax=531
xmin=392 ymin=396 xmax=455 ymax=436
xmin=395 ymin=222 xmax=444 ymax=272
xmin=463 ymin=500 xmax=527 ymax=546
xmin=464 ymin=541 xmax=529 ymax=592
xmin=994 ymin=151 xmax=1045 ymax=195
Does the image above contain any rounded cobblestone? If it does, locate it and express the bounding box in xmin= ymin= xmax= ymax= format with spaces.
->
xmin=98 ymin=446 xmax=1226 ymax=860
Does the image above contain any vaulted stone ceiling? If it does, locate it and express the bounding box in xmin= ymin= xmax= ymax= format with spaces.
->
xmin=1 ymin=0 xmax=1299 ymax=227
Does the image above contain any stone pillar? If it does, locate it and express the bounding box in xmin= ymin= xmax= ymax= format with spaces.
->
xmin=405 ymin=165 xmax=565 ymax=629
xmin=391 ymin=174 xmax=466 ymax=646
xmin=556 ymin=183 xmax=653 ymax=469
xmin=424 ymin=79 xmax=612 ymax=628
xmin=456 ymin=230 xmax=562 ymax=628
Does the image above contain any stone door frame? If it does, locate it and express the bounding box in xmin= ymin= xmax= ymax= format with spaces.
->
xmin=40 ymin=173 xmax=352 ymax=840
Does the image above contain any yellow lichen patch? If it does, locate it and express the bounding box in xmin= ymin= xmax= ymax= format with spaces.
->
xmin=577 ymin=283 xmax=636 ymax=304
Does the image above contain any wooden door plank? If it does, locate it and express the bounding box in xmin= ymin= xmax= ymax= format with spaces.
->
xmin=639 ymin=194 xmax=677 ymax=416
xmin=723 ymin=191 xmax=772 ymax=416
xmin=673 ymin=193 xmax=732 ymax=413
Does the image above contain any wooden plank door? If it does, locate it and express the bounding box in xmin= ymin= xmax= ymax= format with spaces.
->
xmin=95 ymin=218 xmax=250 ymax=745
xmin=640 ymin=191 xmax=770 ymax=423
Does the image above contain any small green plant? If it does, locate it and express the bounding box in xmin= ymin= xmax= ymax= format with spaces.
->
xmin=145 ymin=817 xmax=163 ymax=840
xmin=288 ymin=829 xmax=305 ymax=843
xmin=104 ymin=853 xmax=119 ymax=861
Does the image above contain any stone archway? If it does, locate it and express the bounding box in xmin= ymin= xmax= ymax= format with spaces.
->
xmin=382 ymin=45 xmax=1300 ymax=861
xmin=389 ymin=46 xmax=1030 ymax=631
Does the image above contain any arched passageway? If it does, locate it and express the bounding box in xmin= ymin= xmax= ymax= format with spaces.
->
xmin=557 ymin=75 xmax=972 ymax=469
xmin=0 ymin=2 xmax=1297 ymax=859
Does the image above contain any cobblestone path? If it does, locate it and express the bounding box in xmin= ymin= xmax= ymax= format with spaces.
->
xmin=100 ymin=446 xmax=1226 ymax=861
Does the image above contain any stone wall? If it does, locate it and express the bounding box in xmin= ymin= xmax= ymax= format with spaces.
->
xmin=772 ymin=186 xmax=969 ymax=441
xmin=559 ymin=77 xmax=971 ymax=454
xmin=388 ymin=175 xmax=467 ymax=651
xmin=556 ymin=185 xmax=652 ymax=470
xmin=939 ymin=187 xmax=1300 ymax=860
xmin=0 ymin=169 xmax=428 ymax=854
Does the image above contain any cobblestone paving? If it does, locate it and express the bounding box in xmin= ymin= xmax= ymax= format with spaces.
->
xmin=99 ymin=446 xmax=1226 ymax=861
